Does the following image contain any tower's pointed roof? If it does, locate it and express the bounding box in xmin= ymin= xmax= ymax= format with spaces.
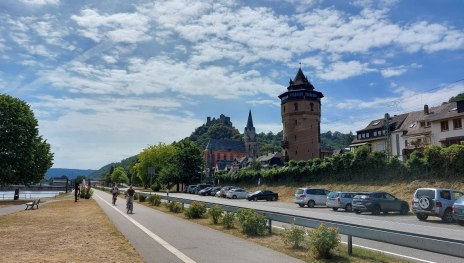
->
xmin=246 ymin=109 xmax=254 ymax=128
xmin=288 ymin=68 xmax=315 ymax=91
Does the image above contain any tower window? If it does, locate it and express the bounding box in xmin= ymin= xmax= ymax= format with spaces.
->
xmin=294 ymin=103 xmax=298 ymax=111
xmin=310 ymin=102 xmax=314 ymax=111
xmin=283 ymin=106 xmax=286 ymax=113
xmin=294 ymin=135 xmax=296 ymax=140
xmin=295 ymin=119 xmax=297 ymax=125
xmin=295 ymin=150 xmax=298 ymax=156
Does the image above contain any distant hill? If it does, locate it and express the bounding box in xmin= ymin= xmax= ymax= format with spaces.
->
xmin=88 ymin=155 xmax=137 ymax=179
xmin=45 ymin=168 xmax=96 ymax=179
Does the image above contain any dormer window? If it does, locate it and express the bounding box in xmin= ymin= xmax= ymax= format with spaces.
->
xmin=372 ymin=120 xmax=380 ymax=126
xmin=409 ymin=123 xmax=416 ymax=128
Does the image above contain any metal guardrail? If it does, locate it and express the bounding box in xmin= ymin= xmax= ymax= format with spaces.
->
xmin=156 ymin=195 xmax=464 ymax=258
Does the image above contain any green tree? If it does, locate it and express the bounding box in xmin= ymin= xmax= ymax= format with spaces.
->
xmin=111 ymin=166 xmax=129 ymax=185
xmin=136 ymin=143 xmax=176 ymax=188
xmin=0 ymin=94 xmax=54 ymax=185
xmin=173 ymin=140 xmax=204 ymax=190
xmin=448 ymin=93 xmax=464 ymax=103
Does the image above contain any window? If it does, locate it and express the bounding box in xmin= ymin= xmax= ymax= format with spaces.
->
xmin=420 ymin=121 xmax=426 ymax=127
xmin=358 ymin=134 xmax=361 ymax=139
xmin=372 ymin=120 xmax=380 ymax=126
xmin=295 ymin=119 xmax=297 ymax=125
xmin=365 ymin=133 xmax=369 ymax=138
xmin=283 ymin=106 xmax=286 ymax=113
xmin=310 ymin=102 xmax=314 ymax=111
xmin=294 ymin=103 xmax=298 ymax=111
xmin=441 ymin=121 xmax=449 ymax=131
xmin=453 ymin=118 xmax=462 ymax=129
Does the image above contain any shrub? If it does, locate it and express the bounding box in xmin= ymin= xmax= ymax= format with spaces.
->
xmin=148 ymin=194 xmax=161 ymax=206
xmin=184 ymin=201 xmax=206 ymax=219
xmin=222 ymin=212 xmax=235 ymax=229
xmin=308 ymin=224 xmax=340 ymax=259
xmin=235 ymin=208 xmax=267 ymax=236
xmin=208 ymin=205 xmax=223 ymax=224
xmin=282 ymin=224 xmax=306 ymax=249
xmin=166 ymin=201 xmax=182 ymax=213
xmin=151 ymin=183 xmax=161 ymax=192
xmin=138 ymin=194 xmax=147 ymax=202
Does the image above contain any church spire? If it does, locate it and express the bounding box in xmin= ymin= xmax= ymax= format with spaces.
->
xmin=246 ymin=109 xmax=254 ymax=129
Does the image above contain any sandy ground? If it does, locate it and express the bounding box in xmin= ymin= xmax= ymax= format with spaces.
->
xmin=0 ymin=197 xmax=144 ymax=263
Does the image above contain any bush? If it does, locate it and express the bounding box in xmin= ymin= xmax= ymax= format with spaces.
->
xmin=138 ymin=194 xmax=147 ymax=202
xmin=208 ymin=205 xmax=223 ymax=224
xmin=222 ymin=212 xmax=235 ymax=229
xmin=148 ymin=194 xmax=162 ymax=206
xmin=308 ymin=224 xmax=340 ymax=259
xmin=235 ymin=208 xmax=267 ymax=236
xmin=185 ymin=201 xmax=207 ymax=219
xmin=151 ymin=183 xmax=161 ymax=192
xmin=166 ymin=201 xmax=183 ymax=213
xmin=282 ymin=224 xmax=306 ymax=248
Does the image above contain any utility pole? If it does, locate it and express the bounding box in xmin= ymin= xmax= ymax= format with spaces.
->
xmin=384 ymin=113 xmax=392 ymax=160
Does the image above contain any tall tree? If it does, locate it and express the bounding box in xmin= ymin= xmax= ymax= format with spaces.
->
xmin=111 ymin=166 xmax=129 ymax=185
xmin=135 ymin=143 xmax=176 ymax=188
xmin=0 ymin=94 xmax=53 ymax=185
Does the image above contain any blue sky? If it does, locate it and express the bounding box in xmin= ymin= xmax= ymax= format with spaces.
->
xmin=1 ymin=0 xmax=463 ymax=169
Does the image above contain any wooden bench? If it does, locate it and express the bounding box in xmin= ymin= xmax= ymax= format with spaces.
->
xmin=25 ymin=199 xmax=40 ymax=210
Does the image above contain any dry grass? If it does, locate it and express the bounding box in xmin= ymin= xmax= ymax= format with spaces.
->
xmin=243 ymin=179 xmax=464 ymax=203
xmin=0 ymin=197 xmax=144 ymax=263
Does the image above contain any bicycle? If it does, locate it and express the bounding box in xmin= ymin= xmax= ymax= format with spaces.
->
xmin=126 ymin=196 xmax=134 ymax=214
xmin=112 ymin=194 xmax=117 ymax=205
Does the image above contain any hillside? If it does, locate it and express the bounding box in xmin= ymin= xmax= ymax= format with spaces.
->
xmin=88 ymin=155 xmax=137 ymax=179
xmin=45 ymin=168 xmax=96 ymax=179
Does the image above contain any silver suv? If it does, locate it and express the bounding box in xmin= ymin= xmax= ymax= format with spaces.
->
xmin=326 ymin=191 xmax=365 ymax=212
xmin=294 ymin=188 xmax=330 ymax=208
xmin=412 ymin=188 xmax=463 ymax=223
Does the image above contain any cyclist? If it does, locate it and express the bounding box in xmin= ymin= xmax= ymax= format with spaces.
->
xmin=111 ymin=184 xmax=119 ymax=205
xmin=125 ymin=185 xmax=135 ymax=214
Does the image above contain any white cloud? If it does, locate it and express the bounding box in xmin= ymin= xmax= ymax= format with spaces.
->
xmin=319 ymin=60 xmax=374 ymax=80
xmin=20 ymin=0 xmax=59 ymax=5
xmin=71 ymin=9 xmax=152 ymax=43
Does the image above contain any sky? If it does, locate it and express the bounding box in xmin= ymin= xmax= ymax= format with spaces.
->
xmin=1 ymin=0 xmax=463 ymax=170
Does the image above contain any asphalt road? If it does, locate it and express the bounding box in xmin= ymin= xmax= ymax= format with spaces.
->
xmin=163 ymin=192 xmax=464 ymax=263
xmin=93 ymin=189 xmax=304 ymax=263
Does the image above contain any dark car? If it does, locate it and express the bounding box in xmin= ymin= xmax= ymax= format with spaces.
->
xmin=207 ymin=186 xmax=222 ymax=196
xmin=452 ymin=195 xmax=464 ymax=226
xmin=352 ymin=191 xmax=409 ymax=215
xmin=194 ymin=184 xmax=214 ymax=194
xmin=198 ymin=187 xmax=212 ymax=196
xmin=247 ymin=190 xmax=278 ymax=201
xmin=186 ymin=185 xmax=198 ymax=194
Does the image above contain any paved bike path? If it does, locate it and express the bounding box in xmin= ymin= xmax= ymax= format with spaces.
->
xmin=93 ymin=189 xmax=303 ymax=263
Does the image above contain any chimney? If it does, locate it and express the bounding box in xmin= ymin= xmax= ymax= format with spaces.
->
xmin=424 ymin=104 xmax=429 ymax=115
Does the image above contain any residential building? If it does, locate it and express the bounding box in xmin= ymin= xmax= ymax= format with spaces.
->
xmin=278 ymin=68 xmax=324 ymax=161
xmin=350 ymin=100 xmax=464 ymax=160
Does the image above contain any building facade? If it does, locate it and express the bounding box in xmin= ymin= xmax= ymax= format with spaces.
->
xmin=278 ymin=68 xmax=324 ymax=161
xmin=350 ymin=100 xmax=464 ymax=160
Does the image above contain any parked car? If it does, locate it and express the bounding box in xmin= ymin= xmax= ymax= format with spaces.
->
xmin=352 ymin=192 xmax=409 ymax=215
xmin=326 ymin=191 xmax=365 ymax=212
xmin=452 ymin=195 xmax=464 ymax=226
xmin=226 ymin=188 xmax=249 ymax=199
xmin=198 ymin=187 xmax=213 ymax=196
xmin=207 ymin=186 xmax=222 ymax=196
xmin=294 ymin=188 xmax=330 ymax=208
xmin=247 ymin=190 xmax=278 ymax=201
xmin=186 ymin=185 xmax=198 ymax=194
xmin=412 ymin=188 xmax=463 ymax=223
xmin=194 ymin=184 xmax=214 ymax=194
xmin=219 ymin=186 xmax=235 ymax=198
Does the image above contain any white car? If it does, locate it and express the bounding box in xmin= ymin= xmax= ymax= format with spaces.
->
xmin=226 ymin=188 xmax=249 ymax=199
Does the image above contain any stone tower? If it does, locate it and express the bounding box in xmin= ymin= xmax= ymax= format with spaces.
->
xmin=243 ymin=110 xmax=258 ymax=159
xmin=278 ymin=68 xmax=324 ymax=161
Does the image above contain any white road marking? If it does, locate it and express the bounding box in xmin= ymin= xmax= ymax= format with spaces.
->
xmin=272 ymin=225 xmax=436 ymax=263
xmin=95 ymin=192 xmax=196 ymax=263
